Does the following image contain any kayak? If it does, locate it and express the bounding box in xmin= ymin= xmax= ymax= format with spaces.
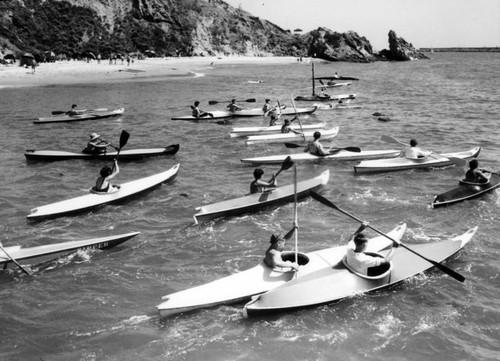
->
xmin=193 ymin=170 xmax=329 ymax=224
xmin=294 ymin=94 xmax=356 ymax=102
xmin=322 ymin=81 xmax=352 ymax=87
xmin=432 ymin=173 xmax=500 ymax=208
xmin=24 ymin=144 xmax=180 ymax=162
xmin=313 ymin=102 xmax=363 ymax=110
xmin=157 ymin=223 xmax=407 ymax=317
xmin=243 ymin=227 xmax=477 ymax=317
xmin=232 ymin=106 xmax=317 ymax=117
xmin=35 ymin=108 xmax=124 ymax=124
xmin=245 ymin=126 xmax=339 ymax=145
xmin=1 ymin=232 xmax=139 ymax=271
xmin=230 ymin=122 xmax=326 ymax=138
xmin=27 ymin=163 xmax=180 ymax=221
xmin=171 ymin=110 xmax=231 ymax=121
xmin=354 ymin=147 xmax=481 ymax=174
xmin=241 ymin=149 xmax=401 ymax=165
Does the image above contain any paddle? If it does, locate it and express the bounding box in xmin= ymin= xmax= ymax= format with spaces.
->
xmin=310 ymin=191 xmax=466 ymax=283
xmin=112 ymin=130 xmax=130 ymax=168
xmin=208 ymin=98 xmax=256 ymax=105
xmin=273 ymin=156 xmax=294 ymax=178
xmin=381 ymin=135 xmax=467 ymax=167
xmin=0 ymin=242 xmax=31 ymax=275
xmin=290 ymin=98 xmax=306 ymax=142
xmin=284 ymin=143 xmax=361 ymax=153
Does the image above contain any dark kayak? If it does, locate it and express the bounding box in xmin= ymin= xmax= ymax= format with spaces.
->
xmin=432 ymin=173 xmax=500 ymax=208
xmin=25 ymin=144 xmax=179 ymax=161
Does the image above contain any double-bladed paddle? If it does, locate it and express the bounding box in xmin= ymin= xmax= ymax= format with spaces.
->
xmin=112 ymin=130 xmax=130 ymax=170
xmin=284 ymin=143 xmax=361 ymax=153
xmin=273 ymin=156 xmax=294 ymax=178
xmin=309 ymin=191 xmax=466 ymax=283
xmin=208 ymin=98 xmax=256 ymax=105
xmin=381 ymin=135 xmax=467 ymax=167
xmin=0 ymin=242 xmax=31 ymax=275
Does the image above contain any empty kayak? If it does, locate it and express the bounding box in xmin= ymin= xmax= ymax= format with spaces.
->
xmin=354 ymin=147 xmax=481 ymax=174
xmin=193 ymin=170 xmax=329 ymax=224
xmin=230 ymin=123 xmax=325 ymax=138
xmin=25 ymin=144 xmax=180 ymax=162
xmin=232 ymin=106 xmax=318 ymax=117
xmin=157 ymin=223 xmax=406 ymax=317
xmin=245 ymin=127 xmax=339 ymax=145
xmin=1 ymin=232 xmax=140 ymax=271
xmin=27 ymin=163 xmax=180 ymax=221
xmin=171 ymin=110 xmax=231 ymax=121
xmin=432 ymin=173 xmax=500 ymax=208
xmin=243 ymin=227 xmax=477 ymax=317
xmin=35 ymin=108 xmax=124 ymax=124
xmin=241 ymin=149 xmax=401 ymax=165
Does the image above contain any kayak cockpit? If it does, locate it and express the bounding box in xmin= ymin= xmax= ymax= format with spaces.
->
xmin=342 ymin=252 xmax=392 ymax=280
xmin=269 ymin=251 xmax=309 ymax=273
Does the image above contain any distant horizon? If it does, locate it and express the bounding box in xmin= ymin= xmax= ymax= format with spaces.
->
xmin=225 ymin=0 xmax=500 ymax=51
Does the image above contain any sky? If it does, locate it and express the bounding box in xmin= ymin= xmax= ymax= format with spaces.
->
xmin=224 ymin=0 xmax=500 ymax=50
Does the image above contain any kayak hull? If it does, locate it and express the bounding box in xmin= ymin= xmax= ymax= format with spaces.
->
xmin=157 ymin=224 xmax=407 ymax=317
xmin=171 ymin=110 xmax=231 ymax=121
xmin=432 ymin=173 xmax=500 ymax=208
xmin=35 ymin=108 xmax=124 ymax=124
xmin=230 ymin=123 xmax=325 ymax=138
xmin=27 ymin=163 xmax=180 ymax=221
xmin=245 ymin=126 xmax=339 ymax=145
xmin=232 ymin=106 xmax=317 ymax=117
xmin=241 ymin=149 xmax=401 ymax=165
xmin=243 ymin=227 xmax=477 ymax=317
xmin=24 ymin=144 xmax=179 ymax=161
xmin=354 ymin=147 xmax=481 ymax=173
xmin=1 ymin=232 xmax=140 ymax=270
xmin=294 ymin=94 xmax=356 ymax=102
xmin=193 ymin=170 xmax=329 ymax=223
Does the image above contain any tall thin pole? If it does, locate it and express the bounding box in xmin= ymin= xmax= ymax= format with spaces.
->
xmin=294 ymin=165 xmax=298 ymax=265
xmin=311 ymin=60 xmax=315 ymax=96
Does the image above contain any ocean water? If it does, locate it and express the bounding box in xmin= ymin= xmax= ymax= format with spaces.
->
xmin=0 ymin=53 xmax=499 ymax=361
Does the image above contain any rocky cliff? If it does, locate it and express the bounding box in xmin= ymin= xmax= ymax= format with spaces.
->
xmin=0 ymin=0 xmax=423 ymax=63
xmin=378 ymin=30 xmax=429 ymax=60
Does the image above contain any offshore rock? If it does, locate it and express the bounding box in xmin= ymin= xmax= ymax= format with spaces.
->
xmin=305 ymin=27 xmax=376 ymax=63
xmin=378 ymin=30 xmax=429 ymax=61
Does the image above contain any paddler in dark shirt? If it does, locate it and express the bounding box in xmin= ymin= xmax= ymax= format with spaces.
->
xmin=464 ymin=159 xmax=490 ymax=183
xmin=93 ymin=160 xmax=120 ymax=193
xmin=250 ymin=168 xmax=276 ymax=194
xmin=191 ymin=101 xmax=214 ymax=118
xmin=304 ymin=131 xmax=330 ymax=156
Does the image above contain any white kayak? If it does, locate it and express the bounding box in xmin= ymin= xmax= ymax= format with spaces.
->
xmin=232 ymin=106 xmax=317 ymax=117
xmin=27 ymin=163 xmax=180 ymax=221
xmin=0 ymin=232 xmax=140 ymax=270
xmin=245 ymin=127 xmax=339 ymax=145
xmin=171 ymin=110 xmax=232 ymax=121
xmin=230 ymin=122 xmax=326 ymax=138
xmin=313 ymin=102 xmax=363 ymax=110
xmin=243 ymin=227 xmax=477 ymax=317
xmin=35 ymin=108 xmax=124 ymax=124
xmin=156 ymin=223 xmax=407 ymax=317
xmin=354 ymin=147 xmax=481 ymax=173
xmin=193 ymin=170 xmax=329 ymax=224
xmin=241 ymin=149 xmax=401 ymax=165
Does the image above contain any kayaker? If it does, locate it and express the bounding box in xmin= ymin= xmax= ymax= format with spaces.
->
xmin=250 ymin=168 xmax=276 ymax=194
xmin=226 ymin=99 xmax=242 ymax=112
xmin=403 ymin=139 xmax=431 ymax=159
xmin=464 ymin=159 xmax=490 ymax=184
xmin=67 ymin=104 xmax=78 ymax=115
xmin=304 ymin=131 xmax=329 ymax=156
xmin=93 ymin=160 xmax=120 ymax=193
xmin=262 ymin=99 xmax=273 ymax=115
xmin=346 ymin=222 xmax=399 ymax=277
xmin=280 ymin=117 xmax=300 ymax=134
xmin=191 ymin=101 xmax=214 ymax=118
xmin=264 ymin=224 xmax=300 ymax=271
xmin=85 ymin=133 xmax=113 ymax=154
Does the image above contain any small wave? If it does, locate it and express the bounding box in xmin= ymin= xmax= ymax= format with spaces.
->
xmin=189 ymin=71 xmax=205 ymax=77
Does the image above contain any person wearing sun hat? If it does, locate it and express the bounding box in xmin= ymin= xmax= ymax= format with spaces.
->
xmin=264 ymin=223 xmax=299 ymax=271
xmin=84 ymin=132 xmax=113 ymax=154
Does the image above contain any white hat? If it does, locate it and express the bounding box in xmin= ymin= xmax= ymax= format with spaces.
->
xmin=90 ymin=133 xmax=100 ymax=140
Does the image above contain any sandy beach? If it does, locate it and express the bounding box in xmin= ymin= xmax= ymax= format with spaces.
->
xmin=0 ymin=56 xmax=302 ymax=89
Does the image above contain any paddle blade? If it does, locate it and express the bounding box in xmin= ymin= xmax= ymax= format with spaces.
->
xmin=381 ymin=135 xmax=407 ymax=147
xmin=119 ymin=130 xmax=130 ymax=149
xmin=51 ymin=110 xmax=65 ymax=115
xmin=310 ymin=191 xmax=341 ymax=212
xmin=281 ymin=156 xmax=294 ymax=171
xmin=343 ymin=147 xmax=361 ymax=152
xmin=245 ymin=98 xmax=256 ymax=103
xmin=284 ymin=142 xmax=304 ymax=149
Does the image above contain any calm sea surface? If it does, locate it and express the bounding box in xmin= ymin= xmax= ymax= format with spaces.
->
xmin=1 ymin=53 xmax=499 ymax=361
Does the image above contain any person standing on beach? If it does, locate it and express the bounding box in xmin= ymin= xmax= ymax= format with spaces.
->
xmin=191 ymin=101 xmax=214 ymax=118
xmin=31 ymin=60 xmax=37 ymax=74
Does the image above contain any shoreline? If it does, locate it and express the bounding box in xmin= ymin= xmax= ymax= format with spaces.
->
xmin=0 ymin=56 xmax=303 ymax=89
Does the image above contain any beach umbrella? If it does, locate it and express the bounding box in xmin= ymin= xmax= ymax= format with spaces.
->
xmin=144 ymin=50 xmax=157 ymax=57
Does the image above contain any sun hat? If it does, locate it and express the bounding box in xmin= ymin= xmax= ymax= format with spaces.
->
xmin=90 ymin=133 xmax=100 ymax=140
